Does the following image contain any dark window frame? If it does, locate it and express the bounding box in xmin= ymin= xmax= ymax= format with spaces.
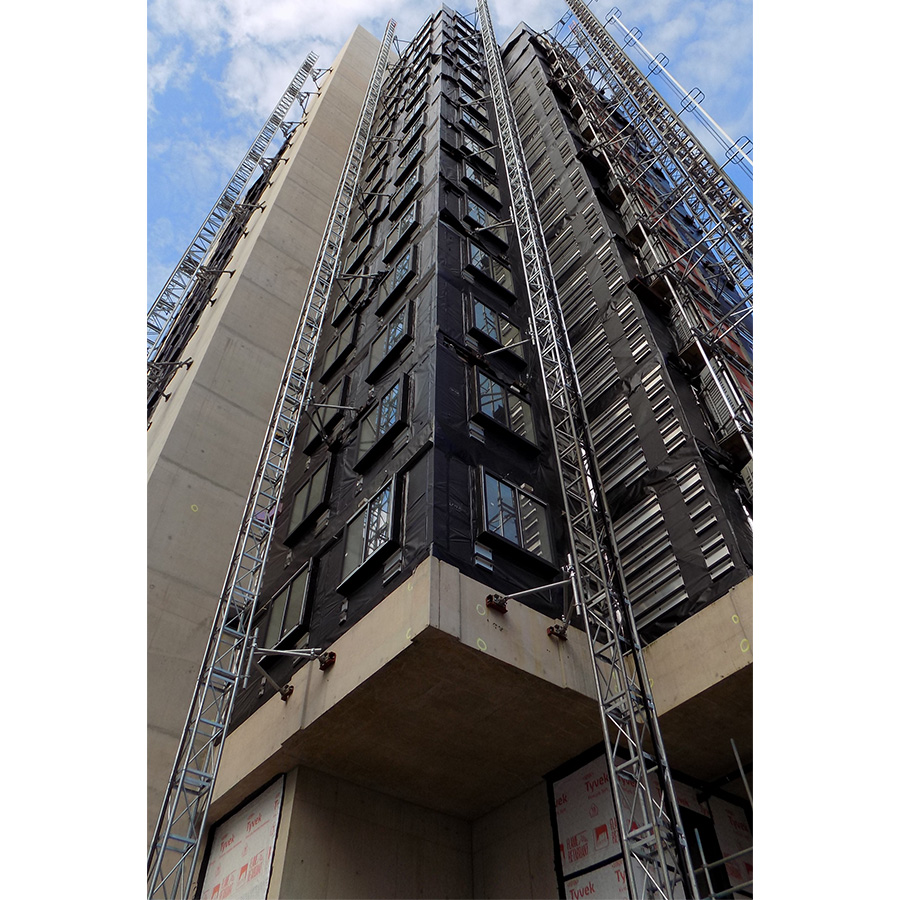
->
xmin=258 ymin=562 xmax=314 ymax=653
xmin=469 ymin=296 xmax=525 ymax=356
xmin=338 ymin=477 xmax=400 ymax=590
xmin=466 ymin=240 xmax=513 ymax=295
xmin=478 ymin=468 xmax=553 ymax=562
xmin=473 ymin=370 xmax=536 ymax=445
xmin=376 ymin=244 xmax=418 ymax=314
xmin=319 ymin=316 xmax=358 ymax=380
xmin=355 ymin=376 xmax=408 ymax=470
xmin=285 ymin=457 xmax=331 ymax=543
xmin=367 ymin=302 xmax=414 ymax=384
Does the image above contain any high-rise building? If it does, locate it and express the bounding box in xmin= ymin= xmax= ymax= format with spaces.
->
xmin=148 ymin=6 xmax=752 ymax=899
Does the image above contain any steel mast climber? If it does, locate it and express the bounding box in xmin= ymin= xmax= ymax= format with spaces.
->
xmin=560 ymin=0 xmax=753 ymax=461
xmin=475 ymin=1 xmax=697 ymax=897
xmin=147 ymin=21 xmax=396 ymax=900
xmin=147 ymin=52 xmax=320 ymax=416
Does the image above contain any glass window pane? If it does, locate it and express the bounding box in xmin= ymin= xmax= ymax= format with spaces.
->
xmin=474 ymin=301 xmax=499 ymax=341
xmin=492 ymin=261 xmax=512 ymax=291
xmin=466 ymin=198 xmax=487 ymax=227
xmin=484 ymin=473 xmax=519 ymax=543
xmin=395 ymin=248 xmax=412 ymax=281
xmin=365 ymin=485 xmax=393 ymax=557
xmin=379 ymin=382 xmax=402 ymax=433
xmin=288 ymin=482 xmax=310 ymax=533
xmin=385 ymin=308 xmax=407 ymax=353
xmin=263 ymin=587 xmax=289 ymax=649
xmin=309 ymin=465 xmax=328 ymax=508
xmin=469 ymin=243 xmax=489 ymax=274
xmin=342 ymin=510 xmax=366 ymax=579
xmin=478 ymin=373 xmax=507 ymax=423
xmin=509 ymin=395 xmax=534 ymax=441
xmin=283 ymin=568 xmax=309 ymax=637
xmin=498 ymin=315 xmax=521 ymax=352
xmin=359 ymin=411 xmax=378 ymax=457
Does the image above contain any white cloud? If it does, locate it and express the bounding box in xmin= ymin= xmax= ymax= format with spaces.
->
xmin=148 ymin=0 xmax=752 ymax=298
xmin=148 ymin=43 xmax=197 ymax=112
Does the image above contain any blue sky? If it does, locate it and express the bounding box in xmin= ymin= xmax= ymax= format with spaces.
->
xmin=147 ymin=0 xmax=752 ymax=306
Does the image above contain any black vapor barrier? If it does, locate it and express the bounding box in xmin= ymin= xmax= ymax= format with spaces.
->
xmin=230 ymin=10 xmax=571 ymax=731
xmin=501 ymin=28 xmax=752 ymax=642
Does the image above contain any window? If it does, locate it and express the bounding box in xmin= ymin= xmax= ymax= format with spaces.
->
xmin=377 ymin=245 xmax=417 ymax=313
xmin=464 ymin=197 xmax=507 ymax=244
xmin=390 ymin=166 xmax=422 ymax=220
xmin=471 ymin=299 xmax=523 ymax=356
xmin=481 ymin=472 xmax=551 ymax=559
xmin=461 ymin=108 xmax=492 ymax=143
xmin=356 ymin=378 xmax=406 ymax=467
xmin=368 ymin=303 xmax=413 ymax=382
xmin=403 ymin=103 xmax=427 ymax=135
xmin=460 ymin=132 xmax=492 ymax=159
xmin=456 ymin=46 xmax=480 ymax=74
xmin=459 ymin=86 xmax=484 ymax=110
xmin=331 ymin=273 xmax=368 ymax=324
xmin=260 ymin=565 xmax=311 ymax=650
xmin=320 ymin=317 xmax=356 ymax=378
xmin=396 ymin=136 xmax=425 ymax=182
xmin=384 ymin=201 xmax=419 ymax=262
xmin=463 ymin=164 xmax=500 ymax=203
xmin=467 ymin=241 xmax=513 ymax=293
xmin=459 ymin=70 xmax=482 ymax=96
xmin=286 ymin=459 xmax=329 ymax=538
xmin=341 ymin=479 xmax=397 ymax=583
xmin=344 ymin=237 xmax=372 ymax=274
xmin=475 ymin=372 xmax=535 ymax=442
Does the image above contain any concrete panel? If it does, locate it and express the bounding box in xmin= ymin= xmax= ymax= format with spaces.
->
xmin=270 ymin=766 xmax=471 ymax=899
xmin=473 ymin=783 xmax=558 ymax=899
xmin=147 ymin=455 xmax=252 ymax=594
xmin=640 ymin=577 xmax=753 ymax=783
xmin=147 ymin=25 xmax=381 ymax=843
xmin=642 ymin=577 xmax=753 ymax=716
xmin=211 ymin=558 xmax=605 ymax=825
xmin=211 ymin=560 xmax=752 ymax=832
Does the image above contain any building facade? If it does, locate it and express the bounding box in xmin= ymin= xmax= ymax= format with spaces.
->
xmin=149 ymin=7 xmax=752 ymax=898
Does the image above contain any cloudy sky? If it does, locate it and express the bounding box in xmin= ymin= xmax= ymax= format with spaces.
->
xmin=147 ymin=0 xmax=752 ymax=305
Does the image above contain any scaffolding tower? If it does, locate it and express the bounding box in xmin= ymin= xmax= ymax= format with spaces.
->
xmin=554 ymin=1 xmax=753 ymax=467
xmin=146 ymin=22 xmax=396 ymax=900
xmin=476 ymin=1 xmax=700 ymax=896
xmin=146 ymin=53 xmax=321 ymax=418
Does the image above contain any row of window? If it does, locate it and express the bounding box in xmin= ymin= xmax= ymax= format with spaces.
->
xmin=257 ymin=462 xmax=553 ymax=653
xmin=296 ymin=366 xmax=531 ymax=519
xmin=322 ymin=226 xmax=517 ymax=382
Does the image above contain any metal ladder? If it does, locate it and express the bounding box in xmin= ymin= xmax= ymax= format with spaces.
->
xmin=476 ymin=1 xmax=698 ymax=896
xmin=147 ymin=22 xmax=395 ymax=899
xmin=147 ymin=52 xmax=319 ymax=414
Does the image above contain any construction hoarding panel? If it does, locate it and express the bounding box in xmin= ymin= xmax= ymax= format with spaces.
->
xmin=551 ymin=748 xmax=704 ymax=899
xmin=199 ymin=776 xmax=285 ymax=900
xmin=563 ymin=859 xmax=629 ymax=899
xmin=708 ymin=795 xmax=753 ymax=891
xmin=552 ymin=753 xmax=666 ymax=878
xmin=552 ymin=757 xmax=620 ymax=876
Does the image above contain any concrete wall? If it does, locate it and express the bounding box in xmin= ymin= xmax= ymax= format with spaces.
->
xmin=473 ymin=783 xmax=558 ymax=899
xmin=264 ymin=769 xmax=560 ymax=899
xmin=270 ymin=766 xmax=473 ymax=899
xmin=202 ymin=560 xmax=751 ymax=898
xmin=147 ymin=26 xmax=381 ymax=842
